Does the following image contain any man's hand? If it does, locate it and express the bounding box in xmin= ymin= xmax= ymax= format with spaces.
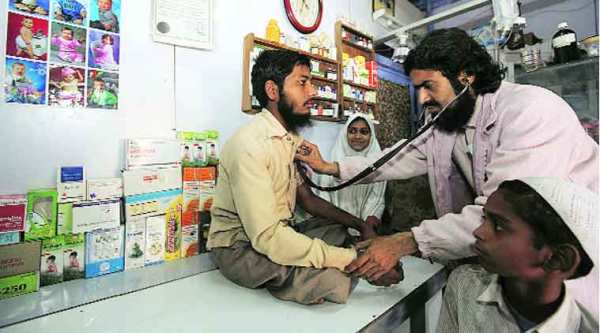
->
xmin=359 ymin=222 xmax=377 ymax=241
xmin=345 ymin=232 xmax=418 ymax=281
xmin=368 ymin=262 xmax=404 ymax=287
xmin=295 ymin=140 xmax=338 ymax=176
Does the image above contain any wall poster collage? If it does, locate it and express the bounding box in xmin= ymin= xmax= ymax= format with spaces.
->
xmin=4 ymin=0 xmax=121 ymax=110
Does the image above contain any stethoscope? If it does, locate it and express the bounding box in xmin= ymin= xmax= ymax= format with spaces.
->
xmin=297 ymin=83 xmax=471 ymax=192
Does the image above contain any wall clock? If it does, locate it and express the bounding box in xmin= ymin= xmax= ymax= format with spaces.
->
xmin=284 ymin=0 xmax=323 ymax=34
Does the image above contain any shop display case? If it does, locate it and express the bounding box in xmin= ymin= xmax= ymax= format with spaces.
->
xmin=515 ymin=57 xmax=599 ymax=142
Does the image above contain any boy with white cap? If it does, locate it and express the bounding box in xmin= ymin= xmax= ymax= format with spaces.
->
xmin=437 ymin=177 xmax=598 ymax=332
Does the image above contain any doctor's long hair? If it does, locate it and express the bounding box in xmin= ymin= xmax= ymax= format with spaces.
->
xmin=404 ymin=28 xmax=504 ymax=95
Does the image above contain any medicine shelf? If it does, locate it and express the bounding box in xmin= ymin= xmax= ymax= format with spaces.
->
xmin=343 ymin=80 xmax=377 ymax=91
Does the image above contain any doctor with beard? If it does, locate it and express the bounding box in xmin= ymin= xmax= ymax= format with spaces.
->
xmin=296 ymin=28 xmax=599 ymax=309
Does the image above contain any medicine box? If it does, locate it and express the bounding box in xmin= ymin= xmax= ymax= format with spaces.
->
xmin=0 ymin=194 xmax=27 ymax=233
xmin=164 ymin=206 xmax=181 ymax=261
xmin=125 ymin=138 xmax=180 ymax=169
xmin=87 ymin=178 xmax=123 ymax=200
xmin=0 ymin=241 xmax=41 ymax=278
xmin=57 ymin=166 xmax=86 ymax=203
xmin=122 ymin=165 xmax=182 ymax=196
xmin=0 ymin=232 xmax=20 ymax=246
xmin=85 ymin=226 xmax=124 ymax=278
xmin=125 ymin=219 xmax=146 ymax=270
xmin=144 ymin=215 xmax=165 ymax=266
xmin=63 ymin=233 xmax=85 ymax=281
xmin=181 ymin=224 xmax=199 ymax=258
xmin=25 ymin=189 xmax=57 ymax=241
xmin=124 ymin=189 xmax=182 ymax=220
xmin=40 ymin=235 xmax=65 ymax=287
xmin=57 ymin=203 xmax=73 ymax=235
xmin=0 ymin=271 xmax=39 ymax=300
xmin=72 ymin=199 xmax=121 ymax=234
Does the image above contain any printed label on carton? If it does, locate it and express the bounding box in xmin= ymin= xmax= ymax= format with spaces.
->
xmin=0 ymin=241 xmax=41 ymax=278
xmin=126 ymin=139 xmax=181 ymax=169
xmin=145 ymin=215 xmax=166 ymax=266
xmin=59 ymin=166 xmax=85 ymax=183
xmin=57 ymin=181 xmax=85 ymax=203
xmin=87 ymin=178 xmax=123 ymax=200
xmin=40 ymin=235 xmax=65 ymax=286
xmin=72 ymin=199 xmax=121 ymax=234
xmin=123 ymin=166 xmax=182 ymax=196
xmin=125 ymin=219 xmax=146 ymax=270
xmin=85 ymin=226 xmax=124 ymax=278
xmin=181 ymin=224 xmax=199 ymax=258
xmin=57 ymin=203 xmax=73 ymax=235
xmin=164 ymin=206 xmax=181 ymax=261
xmin=25 ymin=189 xmax=57 ymax=241
xmin=63 ymin=234 xmax=85 ymax=281
xmin=0 ymin=232 xmax=20 ymax=246
xmin=124 ymin=189 xmax=182 ymax=220
xmin=0 ymin=195 xmax=27 ymax=233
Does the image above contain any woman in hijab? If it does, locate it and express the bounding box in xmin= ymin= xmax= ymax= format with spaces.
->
xmin=314 ymin=114 xmax=387 ymax=233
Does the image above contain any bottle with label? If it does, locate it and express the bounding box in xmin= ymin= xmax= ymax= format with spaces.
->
xmin=552 ymin=22 xmax=580 ymax=64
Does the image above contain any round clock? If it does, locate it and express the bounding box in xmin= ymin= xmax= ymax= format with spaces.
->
xmin=284 ymin=0 xmax=323 ymax=34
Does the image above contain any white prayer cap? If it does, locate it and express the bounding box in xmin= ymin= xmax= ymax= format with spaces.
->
xmin=520 ymin=177 xmax=598 ymax=268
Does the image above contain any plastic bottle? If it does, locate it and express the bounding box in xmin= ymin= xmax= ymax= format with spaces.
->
xmin=552 ymin=22 xmax=580 ymax=64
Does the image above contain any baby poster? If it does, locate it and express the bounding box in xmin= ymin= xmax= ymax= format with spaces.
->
xmin=4 ymin=57 xmax=47 ymax=105
xmin=88 ymin=30 xmax=119 ymax=71
xmin=6 ymin=12 xmax=49 ymax=61
xmin=8 ymin=0 xmax=50 ymax=16
xmin=48 ymin=65 xmax=85 ymax=107
xmin=51 ymin=0 xmax=88 ymax=26
xmin=49 ymin=22 xmax=86 ymax=66
xmin=87 ymin=70 xmax=118 ymax=109
xmin=89 ymin=0 xmax=120 ymax=33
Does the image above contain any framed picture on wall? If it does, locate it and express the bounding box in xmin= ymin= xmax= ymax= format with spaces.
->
xmin=372 ymin=0 xmax=395 ymax=17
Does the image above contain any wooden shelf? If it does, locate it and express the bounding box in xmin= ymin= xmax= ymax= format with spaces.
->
xmin=312 ymin=76 xmax=338 ymax=84
xmin=343 ymin=97 xmax=375 ymax=106
xmin=343 ymin=80 xmax=377 ymax=91
xmin=341 ymin=39 xmax=374 ymax=54
xmin=253 ymin=36 xmax=338 ymax=65
xmin=312 ymin=96 xmax=338 ymax=103
xmin=340 ymin=23 xmax=374 ymax=40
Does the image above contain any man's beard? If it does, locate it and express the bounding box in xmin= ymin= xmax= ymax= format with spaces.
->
xmin=279 ymin=92 xmax=311 ymax=133
xmin=424 ymin=80 xmax=476 ymax=133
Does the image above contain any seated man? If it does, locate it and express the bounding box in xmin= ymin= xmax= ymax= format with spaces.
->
xmin=438 ymin=178 xmax=598 ymax=332
xmin=207 ymin=50 xmax=401 ymax=305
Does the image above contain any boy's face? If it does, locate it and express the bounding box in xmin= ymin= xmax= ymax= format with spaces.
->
xmin=98 ymin=0 xmax=112 ymax=11
xmin=62 ymin=29 xmax=73 ymax=40
xmin=472 ymin=189 xmax=549 ymax=280
xmin=13 ymin=64 xmax=25 ymax=76
xmin=23 ymin=18 xmax=33 ymax=28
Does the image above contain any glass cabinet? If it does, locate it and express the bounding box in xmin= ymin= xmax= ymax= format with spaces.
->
xmin=515 ymin=57 xmax=599 ymax=142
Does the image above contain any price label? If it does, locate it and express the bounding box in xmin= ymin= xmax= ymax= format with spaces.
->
xmin=0 ymin=271 xmax=39 ymax=300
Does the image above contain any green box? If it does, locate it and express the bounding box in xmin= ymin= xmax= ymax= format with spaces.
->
xmin=57 ymin=203 xmax=73 ymax=235
xmin=0 ymin=271 xmax=39 ymax=300
xmin=40 ymin=235 xmax=65 ymax=287
xmin=63 ymin=234 xmax=85 ymax=281
xmin=25 ymin=189 xmax=58 ymax=241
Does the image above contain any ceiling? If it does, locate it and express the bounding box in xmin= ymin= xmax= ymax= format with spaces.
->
xmin=407 ymin=0 xmax=465 ymax=13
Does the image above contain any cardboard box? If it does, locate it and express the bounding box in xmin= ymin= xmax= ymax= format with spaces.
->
xmin=85 ymin=226 xmax=124 ymax=278
xmin=181 ymin=224 xmax=199 ymax=258
xmin=182 ymin=183 xmax=200 ymax=226
xmin=0 ymin=232 xmax=20 ymax=246
xmin=0 ymin=194 xmax=27 ymax=233
xmin=124 ymin=189 xmax=182 ymax=220
xmin=125 ymin=138 xmax=180 ymax=169
xmin=164 ymin=206 xmax=181 ymax=261
xmin=122 ymin=165 xmax=182 ymax=196
xmin=0 ymin=272 xmax=39 ymax=300
xmin=125 ymin=219 xmax=146 ymax=270
xmin=87 ymin=178 xmax=123 ymax=200
xmin=0 ymin=241 xmax=41 ymax=278
xmin=183 ymin=166 xmax=216 ymax=182
xmin=199 ymin=183 xmax=216 ymax=212
xmin=72 ymin=199 xmax=121 ymax=234
xmin=144 ymin=215 xmax=165 ymax=266
xmin=40 ymin=235 xmax=65 ymax=286
xmin=57 ymin=203 xmax=73 ymax=235
xmin=25 ymin=189 xmax=57 ymax=241
xmin=57 ymin=166 xmax=86 ymax=203
xmin=63 ymin=234 xmax=85 ymax=281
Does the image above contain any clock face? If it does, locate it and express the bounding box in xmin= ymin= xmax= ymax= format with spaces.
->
xmin=284 ymin=0 xmax=323 ymax=34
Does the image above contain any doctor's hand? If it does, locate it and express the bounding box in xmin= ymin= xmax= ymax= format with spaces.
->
xmin=295 ymin=140 xmax=339 ymax=176
xmin=345 ymin=232 xmax=418 ymax=281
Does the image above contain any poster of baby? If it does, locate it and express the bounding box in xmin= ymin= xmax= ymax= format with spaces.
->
xmin=4 ymin=57 xmax=47 ymax=105
xmin=8 ymin=0 xmax=49 ymax=16
xmin=51 ymin=0 xmax=88 ymax=26
xmin=49 ymin=22 xmax=86 ymax=66
xmin=88 ymin=30 xmax=119 ymax=71
xmin=6 ymin=12 xmax=49 ymax=61
xmin=48 ymin=65 xmax=85 ymax=107
xmin=87 ymin=70 xmax=118 ymax=109
xmin=89 ymin=0 xmax=120 ymax=33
